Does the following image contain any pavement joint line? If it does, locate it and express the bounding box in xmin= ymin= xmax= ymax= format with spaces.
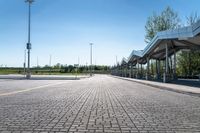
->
xmin=105 ymin=85 xmax=124 ymax=133
xmin=107 ymin=86 xmax=141 ymax=132
xmin=110 ymin=86 xmax=173 ymax=132
xmin=0 ymin=82 xmax=67 ymax=96
xmin=34 ymin=84 xmax=90 ymax=131
xmin=66 ymin=87 xmax=94 ymax=132
xmin=111 ymin=75 xmax=200 ymax=97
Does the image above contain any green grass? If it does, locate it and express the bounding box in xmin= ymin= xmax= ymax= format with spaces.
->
xmin=0 ymin=67 xmax=110 ymax=75
xmin=0 ymin=69 xmax=20 ymax=75
xmin=0 ymin=68 xmax=88 ymax=75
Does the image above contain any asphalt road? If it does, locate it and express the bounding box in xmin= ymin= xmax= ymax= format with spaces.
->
xmin=0 ymin=75 xmax=200 ymax=133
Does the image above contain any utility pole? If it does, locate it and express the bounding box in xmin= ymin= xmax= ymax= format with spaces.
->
xmin=78 ymin=57 xmax=80 ymax=66
xmin=90 ymin=43 xmax=93 ymax=77
xmin=94 ymin=59 xmax=97 ymax=73
xmin=24 ymin=49 xmax=26 ymax=77
xmin=25 ymin=0 xmax=34 ymax=79
xmin=86 ymin=62 xmax=88 ymax=73
xmin=116 ymin=55 xmax=118 ymax=66
xmin=76 ymin=57 xmax=80 ymax=79
xmin=49 ymin=54 xmax=52 ymax=74
xmin=49 ymin=54 xmax=52 ymax=67
xmin=37 ymin=56 xmax=39 ymax=67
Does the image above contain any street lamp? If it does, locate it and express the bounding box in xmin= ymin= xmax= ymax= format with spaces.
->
xmin=23 ymin=49 xmax=26 ymax=77
xmin=90 ymin=43 xmax=93 ymax=76
xmin=25 ymin=0 xmax=34 ymax=79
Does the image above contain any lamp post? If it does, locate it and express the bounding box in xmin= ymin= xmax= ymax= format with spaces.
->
xmin=49 ymin=54 xmax=52 ymax=75
xmin=23 ymin=49 xmax=26 ymax=77
xmin=25 ymin=0 xmax=34 ymax=79
xmin=90 ymin=43 xmax=93 ymax=76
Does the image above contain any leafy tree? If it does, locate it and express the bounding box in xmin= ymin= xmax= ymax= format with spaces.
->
xmin=54 ymin=63 xmax=61 ymax=69
xmin=144 ymin=6 xmax=180 ymax=78
xmin=177 ymin=12 xmax=200 ymax=77
xmin=186 ymin=12 xmax=200 ymax=25
xmin=68 ymin=65 xmax=74 ymax=73
xmin=145 ymin=6 xmax=181 ymax=43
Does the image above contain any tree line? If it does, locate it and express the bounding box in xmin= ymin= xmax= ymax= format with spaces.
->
xmin=0 ymin=64 xmax=110 ymax=75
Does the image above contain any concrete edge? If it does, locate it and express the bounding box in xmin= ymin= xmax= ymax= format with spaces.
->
xmin=111 ymin=75 xmax=200 ymax=97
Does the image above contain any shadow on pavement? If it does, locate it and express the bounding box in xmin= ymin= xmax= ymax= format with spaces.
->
xmin=171 ymin=79 xmax=200 ymax=88
xmin=124 ymin=77 xmax=200 ymax=88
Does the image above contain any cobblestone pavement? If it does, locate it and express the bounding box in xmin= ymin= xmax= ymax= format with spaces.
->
xmin=0 ymin=75 xmax=200 ymax=133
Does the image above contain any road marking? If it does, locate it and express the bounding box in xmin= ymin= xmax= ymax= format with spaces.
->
xmin=0 ymin=82 xmax=65 ymax=96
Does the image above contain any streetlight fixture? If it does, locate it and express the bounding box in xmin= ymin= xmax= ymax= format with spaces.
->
xmin=25 ymin=0 xmax=34 ymax=79
xmin=90 ymin=43 xmax=93 ymax=76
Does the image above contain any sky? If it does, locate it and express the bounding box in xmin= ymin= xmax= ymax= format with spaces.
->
xmin=0 ymin=0 xmax=200 ymax=67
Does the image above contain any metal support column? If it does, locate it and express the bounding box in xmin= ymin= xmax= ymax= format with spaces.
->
xmin=130 ymin=64 xmax=133 ymax=78
xmin=158 ymin=59 xmax=161 ymax=80
xmin=164 ymin=43 xmax=169 ymax=83
xmin=140 ymin=64 xmax=143 ymax=78
xmin=173 ymin=50 xmax=177 ymax=80
xmin=121 ymin=66 xmax=123 ymax=77
xmin=116 ymin=66 xmax=119 ymax=76
xmin=146 ymin=57 xmax=149 ymax=80
xmin=126 ymin=64 xmax=128 ymax=77
xmin=124 ymin=66 xmax=126 ymax=77
xmin=156 ymin=59 xmax=161 ymax=80
xmin=136 ymin=62 xmax=139 ymax=79
xmin=123 ymin=66 xmax=124 ymax=77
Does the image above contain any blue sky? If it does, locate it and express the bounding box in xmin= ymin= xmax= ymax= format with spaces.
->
xmin=0 ymin=0 xmax=200 ymax=67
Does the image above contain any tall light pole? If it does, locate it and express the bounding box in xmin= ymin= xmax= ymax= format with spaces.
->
xmin=49 ymin=54 xmax=52 ymax=74
xmin=24 ymin=49 xmax=26 ymax=77
xmin=25 ymin=0 xmax=34 ymax=79
xmin=49 ymin=54 xmax=52 ymax=67
xmin=90 ymin=43 xmax=93 ymax=76
xmin=37 ymin=56 xmax=39 ymax=67
xmin=116 ymin=55 xmax=118 ymax=66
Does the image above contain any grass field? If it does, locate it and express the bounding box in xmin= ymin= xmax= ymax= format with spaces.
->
xmin=0 ymin=68 xmax=109 ymax=75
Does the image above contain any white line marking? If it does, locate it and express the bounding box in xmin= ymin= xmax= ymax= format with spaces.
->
xmin=0 ymin=82 xmax=65 ymax=96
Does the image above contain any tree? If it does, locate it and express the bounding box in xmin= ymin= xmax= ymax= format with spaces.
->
xmin=177 ymin=12 xmax=200 ymax=77
xmin=54 ymin=63 xmax=61 ymax=69
xmin=144 ymin=6 xmax=180 ymax=79
xmin=68 ymin=65 xmax=74 ymax=73
xmin=145 ymin=6 xmax=181 ymax=43
xmin=186 ymin=12 xmax=200 ymax=25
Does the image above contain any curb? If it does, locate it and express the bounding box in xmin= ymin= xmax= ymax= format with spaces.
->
xmin=111 ymin=75 xmax=200 ymax=97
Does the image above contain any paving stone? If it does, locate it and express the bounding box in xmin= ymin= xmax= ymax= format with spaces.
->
xmin=0 ymin=75 xmax=199 ymax=132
